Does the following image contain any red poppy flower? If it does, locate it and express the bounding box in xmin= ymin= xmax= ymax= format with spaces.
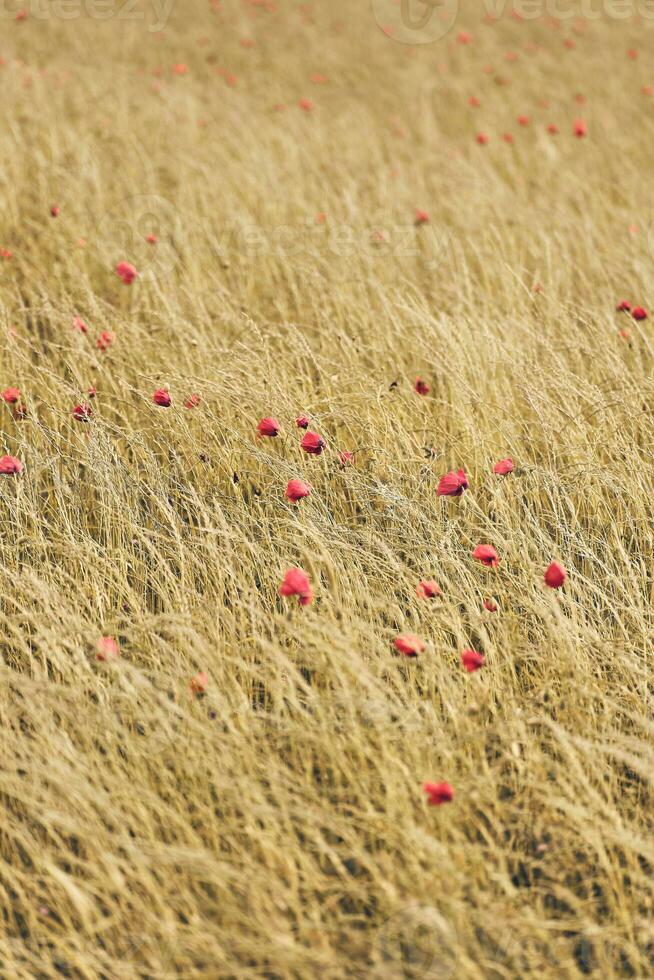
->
xmin=172 ymin=63 xmax=189 ymax=75
xmin=483 ymin=598 xmax=498 ymax=612
xmin=468 ymin=96 xmax=480 ymax=107
xmin=616 ymin=300 xmax=632 ymax=312
xmin=394 ymin=634 xmax=426 ymax=657
xmin=115 ymin=261 xmax=137 ymax=284
xmin=279 ymin=567 xmax=313 ymax=605
xmin=190 ymin=671 xmax=208 ymax=695
xmin=437 ymin=469 xmax=468 ymax=497
xmin=0 ymin=455 xmax=22 ymax=475
xmin=296 ymin=415 xmax=310 ymax=429
xmin=257 ymin=417 xmax=280 ymax=437
xmin=493 ymin=458 xmax=514 ymax=475
xmin=1 ymin=387 xmax=20 ymax=404
xmin=423 ymin=781 xmax=454 ymax=806
xmin=72 ymin=404 xmax=92 ymax=422
xmin=286 ymin=479 xmax=311 ymax=502
xmin=632 ymin=307 xmax=648 ymax=321
xmin=517 ymin=114 xmax=529 ymax=126
xmin=476 ymin=132 xmax=489 ymax=145
xmin=414 ymin=209 xmax=429 ymax=226
xmin=502 ymin=133 xmax=514 ymax=144
xmin=301 ymin=431 xmax=326 ymax=455
xmin=73 ymin=316 xmax=88 ymax=333
xmin=472 ymin=544 xmax=499 ymax=567
xmin=50 ymin=205 xmax=60 ymax=217
xmin=417 ymin=580 xmax=441 ymax=599
xmin=461 ymin=649 xmax=485 ymax=672
xmin=619 ymin=328 xmax=631 ymax=341
xmin=87 ymin=387 xmax=97 ymax=398
xmin=298 ymin=97 xmax=314 ymax=111
xmin=96 ymin=331 xmax=115 ymax=352
xmin=415 ymin=378 xmax=429 ymax=395
xmin=184 ymin=394 xmax=200 ymax=409
xmin=146 ymin=234 xmax=158 ymax=244
xmin=546 ymin=123 xmax=559 ymax=134
xmin=573 ymin=118 xmax=587 ymax=137
xmin=153 ymin=389 xmax=171 ymax=407
xmin=544 ymin=561 xmax=566 ymax=588
xmin=96 ymin=636 xmax=119 ymax=661
xmin=337 ymin=451 xmax=354 ymax=467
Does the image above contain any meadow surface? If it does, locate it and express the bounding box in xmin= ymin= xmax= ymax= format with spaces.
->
xmin=1 ymin=1 xmax=654 ymax=977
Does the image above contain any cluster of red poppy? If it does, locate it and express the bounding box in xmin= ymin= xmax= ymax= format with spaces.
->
xmin=477 ymin=118 xmax=586 ymax=145
xmin=273 ymin=456 xmax=567 ymax=805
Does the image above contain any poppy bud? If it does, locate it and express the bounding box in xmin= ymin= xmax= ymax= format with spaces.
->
xmin=96 ymin=636 xmax=120 ymax=661
xmin=423 ymin=781 xmax=454 ymax=805
xmin=417 ymin=580 xmax=441 ymax=599
xmin=483 ymin=598 xmax=498 ymax=612
xmin=286 ymin=479 xmax=311 ymax=502
xmin=472 ymin=544 xmax=499 ymax=567
xmin=461 ymin=649 xmax=485 ymax=672
xmin=257 ymin=417 xmax=280 ymax=437
xmin=631 ymin=307 xmax=648 ymax=321
xmin=96 ymin=331 xmax=115 ymax=352
xmin=115 ymin=261 xmax=138 ymax=284
xmin=301 ymin=431 xmax=326 ymax=455
xmin=153 ymin=389 xmax=171 ymax=407
xmin=394 ymin=634 xmax=426 ymax=657
xmin=437 ymin=469 xmax=468 ymax=497
xmin=544 ymin=561 xmax=566 ymax=588
xmin=279 ymin=567 xmax=313 ymax=606
xmin=0 ymin=455 xmax=22 ymax=475
xmin=72 ymin=404 xmax=93 ymax=422
xmin=190 ymin=671 xmax=208 ymax=695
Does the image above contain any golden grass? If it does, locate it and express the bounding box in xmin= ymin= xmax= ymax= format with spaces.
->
xmin=1 ymin=3 xmax=654 ymax=977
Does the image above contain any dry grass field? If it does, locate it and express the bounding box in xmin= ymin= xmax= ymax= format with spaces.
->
xmin=1 ymin=1 xmax=654 ymax=977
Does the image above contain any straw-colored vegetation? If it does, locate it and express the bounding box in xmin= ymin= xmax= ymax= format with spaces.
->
xmin=1 ymin=3 xmax=653 ymax=977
